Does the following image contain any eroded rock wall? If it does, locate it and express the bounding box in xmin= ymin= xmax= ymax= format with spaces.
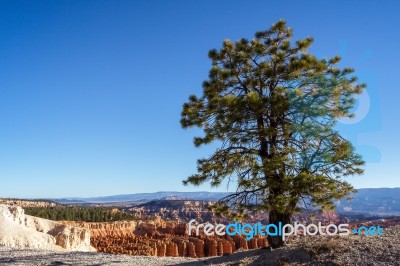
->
xmin=0 ymin=199 xmax=59 ymax=208
xmin=0 ymin=204 xmax=95 ymax=252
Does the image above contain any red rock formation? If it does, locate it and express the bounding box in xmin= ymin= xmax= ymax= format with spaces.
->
xmin=156 ymin=242 xmax=166 ymax=256
xmin=166 ymin=242 xmax=178 ymax=257
xmin=72 ymin=218 xmax=269 ymax=258
xmin=187 ymin=241 xmax=196 ymax=258
xmin=177 ymin=241 xmax=187 ymax=257
xmin=207 ymin=239 xmax=217 ymax=256
xmin=194 ymin=239 xmax=204 ymax=258
xmin=257 ymin=237 xmax=268 ymax=248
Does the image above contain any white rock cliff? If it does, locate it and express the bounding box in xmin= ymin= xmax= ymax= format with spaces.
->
xmin=0 ymin=204 xmax=95 ymax=252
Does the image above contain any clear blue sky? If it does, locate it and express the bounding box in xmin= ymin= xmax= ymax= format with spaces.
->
xmin=0 ymin=0 xmax=399 ymax=198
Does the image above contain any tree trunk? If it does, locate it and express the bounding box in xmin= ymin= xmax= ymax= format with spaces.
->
xmin=267 ymin=208 xmax=291 ymax=248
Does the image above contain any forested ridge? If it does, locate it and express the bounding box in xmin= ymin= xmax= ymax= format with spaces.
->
xmin=24 ymin=206 xmax=139 ymax=222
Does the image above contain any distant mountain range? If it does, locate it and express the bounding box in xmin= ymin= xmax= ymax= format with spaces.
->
xmin=54 ymin=191 xmax=231 ymax=204
xmin=335 ymin=188 xmax=400 ymax=216
xmin=52 ymin=188 xmax=400 ymax=216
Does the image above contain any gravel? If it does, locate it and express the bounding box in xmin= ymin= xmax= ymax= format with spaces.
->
xmin=0 ymin=248 xmax=200 ymax=266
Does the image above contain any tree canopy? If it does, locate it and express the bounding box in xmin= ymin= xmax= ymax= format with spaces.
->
xmin=181 ymin=20 xmax=365 ymax=247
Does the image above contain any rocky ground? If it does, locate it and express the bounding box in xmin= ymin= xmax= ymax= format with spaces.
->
xmin=0 ymin=246 xmax=310 ymax=265
xmin=1 ymin=225 xmax=399 ymax=265
xmin=299 ymin=224 xmax=400 ymax=266
xmin=0 ymin=247 xmax=194 ymax=266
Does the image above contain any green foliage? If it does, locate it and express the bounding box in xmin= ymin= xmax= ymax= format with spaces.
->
xmin=181 ymin=20 xmax=365 ymax=220
xmin=24 ymin=206 xmax=138 ymax=222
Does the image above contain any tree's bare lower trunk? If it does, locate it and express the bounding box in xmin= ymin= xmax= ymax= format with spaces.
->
xmin=267 ymin=208 xmax=291 ymax=248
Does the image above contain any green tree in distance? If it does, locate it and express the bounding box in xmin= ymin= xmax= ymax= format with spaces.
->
xmin=181 ymin=20 xmax=365 ymax=248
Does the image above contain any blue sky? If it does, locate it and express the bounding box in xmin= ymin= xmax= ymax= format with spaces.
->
xmin=0 ymin=0 xmax=399 ymax=198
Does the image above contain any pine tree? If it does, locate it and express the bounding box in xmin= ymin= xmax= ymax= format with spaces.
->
xmin=181 ymin=20 xmax=365 ymax=248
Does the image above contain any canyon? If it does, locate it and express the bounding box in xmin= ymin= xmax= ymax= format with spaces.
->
xmin=63 ymin=217 xmax=268 ymax=257
xmin=2 ymin=198 xmax=400 ymax=260
xmin=126 ymin=200 xmax=218 ymax=222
